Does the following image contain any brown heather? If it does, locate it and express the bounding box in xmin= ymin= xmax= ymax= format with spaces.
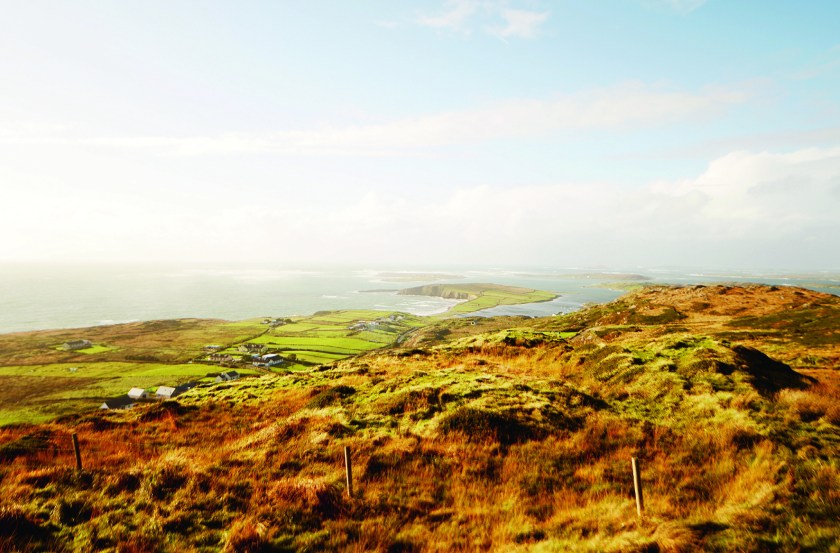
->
xmin=0 ymin=284 xmax=838 ymax=552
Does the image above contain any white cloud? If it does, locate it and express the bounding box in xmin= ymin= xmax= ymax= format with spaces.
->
xmin=490 ymin=9 xmax=549 ymax=39
xmin=273 ymin=145 xmax=840 ymax=267
xmin=653 ymin=0 xmax=707 ymax=14
xmin=6 ymin=145 xmax=835 ymax=270
xmin=0 ymin=83 xmax=749 ymax=156
xmin=417 ymin=1 xmax=548 ymax=39
xmin=416 ymin=0 xmax=480 ymax=31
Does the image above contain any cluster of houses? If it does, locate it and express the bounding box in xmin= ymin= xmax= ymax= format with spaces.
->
xmin=347 ymin=314 xmax=404 ymax=332
xmin=100 ymin=372 xmax=240 ymax=410
xmin=261 ymin=318 xmax=290 ymax=327
xmin=203 ymin=343 xmax=287 ymax=369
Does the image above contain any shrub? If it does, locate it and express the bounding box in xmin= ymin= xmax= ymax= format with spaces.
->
xmin=52 ymin=496 xmax=92 ymax=526
xmin=269 ymin=478 xmax=345 ymax=518
xmin=0 ymin=430 xmax=53 ymax=461
xmin=306 ymin=386 xmax=356 ymax=409
xmin=438 ymin=407 xmax=544 ymax=445
xmin=104 ymin=470 xmax=142 ymax=496
xmin=375 ymin=388 xmax=441 ymax=418
xmin=0 ymin=504 xmax=54 ymax=549
xmin=223 ymin=519 xmax=268 ymax=553
xmin=146 ymin=464 xmax=189 ymax=500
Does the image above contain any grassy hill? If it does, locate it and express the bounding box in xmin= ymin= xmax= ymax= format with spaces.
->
xmin=0 ymin=285 xmax=838 ymax=552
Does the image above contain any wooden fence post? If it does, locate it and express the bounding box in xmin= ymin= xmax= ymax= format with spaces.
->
xmin=71 ymin=433 xmax=83 ymax=471
xmin=631 ymin=457 xmax=644 ymax=517
xmin=344 ymin=446 xmax=353 ymax=498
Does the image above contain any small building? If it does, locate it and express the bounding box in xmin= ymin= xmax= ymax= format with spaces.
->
xmin=64 ymin=339 xmax=92 ymax=351
xmin=208 ymin=353 xmax=235 ymax=364
xmin=215 ymin=371 xmax=240 ymax=383
xmin=155 ymin=386 xmax=177 ymax=400
xmin=263 ymin=353 xmax=284 ymax=366
xmin=100 ymin=396 xmax=136 ymax=410
xmin=253 ymin=353 xmax=284 ymax=368
xmin=239 ymin=343 xmax=264 ymax=354
xmin=204 ymin=344 xmax=223 ymax=351
xmin=156 ymin=382 xmax=197 ymax=399
xmin=127 ymin=387 xmax=148 ymax=400
xmin=175 ymin=382 xmax=197 ymax=394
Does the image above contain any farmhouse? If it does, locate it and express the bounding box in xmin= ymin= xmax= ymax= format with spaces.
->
xmin=99 ymin=396 xmax=136 ymax=410
xmin=155 ymin=386 xmax=177 ymax=399
xmin=208 ymin=353 xmax=235 ymax=364
xmin=263 ymin=353 xmax=283 ymax=365
xmin=127 ymin=387 xmax=148 ymax=400
xmin=215 ymin=371 xmax=240 ymax=382
xmin=64 ymin=339 xmax=92 ymax=351
xmin=239 ymin=343 xmax=264 ymax=354
xmin=254 ymin=353 xmax=283 ymax=367
xmin=155 ymin=382 xmax=197 ymax=399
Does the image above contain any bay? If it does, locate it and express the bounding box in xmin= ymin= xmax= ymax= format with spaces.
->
xmin=0 ymin=263 xmax=837 ymax=334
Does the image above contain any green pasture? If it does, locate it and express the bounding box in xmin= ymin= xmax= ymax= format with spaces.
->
xmin=75 ymin=344 xmax=118 ymax=354
xmin=52 ymin=344 xmax=118 ymax=355
xmin=443 ymin=289 xmax=556 ymax=317
xmin=0 ymin=295 xmax=557 ymax=425
xmin=0 ymin=361 xmax=264 ymax=425
xmin=242 ymin=310 xmax=423 ymax=360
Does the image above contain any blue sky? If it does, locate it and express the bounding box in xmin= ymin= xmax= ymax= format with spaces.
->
xmin=1 ymin=0 xmax=839 ymax=270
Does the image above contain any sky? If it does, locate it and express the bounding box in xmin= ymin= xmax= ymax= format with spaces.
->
xmin=1 ymin=0 xmax=839 ymax=271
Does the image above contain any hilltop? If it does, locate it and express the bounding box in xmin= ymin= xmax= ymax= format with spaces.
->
xmin=0 ymin=284 xmax=838 ymax=552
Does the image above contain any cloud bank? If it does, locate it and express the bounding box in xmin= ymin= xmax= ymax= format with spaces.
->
xmin=3 ymin=146 xmax=837 ymax=270
xmin=0 ymin=83 xmax=748 ymax=156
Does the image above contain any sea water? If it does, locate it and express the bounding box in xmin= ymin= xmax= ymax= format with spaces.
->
xmin=0 ymin=263 xmax=837 ymax=334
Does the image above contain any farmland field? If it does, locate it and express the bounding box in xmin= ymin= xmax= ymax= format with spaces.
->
xmin=0 ymin=362 xmax=262 ymax=425
xmin=239 ymin=310 xmax=426 ymax=370
xmin=0 ymin=286 xmax=549 ymax=423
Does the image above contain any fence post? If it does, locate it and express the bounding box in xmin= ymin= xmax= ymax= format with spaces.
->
xmin=631 ymin=457 xmax=644 ymax=517
xmin=344 ymin=446 xmax=353 ymax=498
xmin=71 ymin=433 xmax=83 ymax=471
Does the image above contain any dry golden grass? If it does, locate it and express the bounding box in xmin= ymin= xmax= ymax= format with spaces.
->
xmin=0 ymin=285 xmax=838 ymax=552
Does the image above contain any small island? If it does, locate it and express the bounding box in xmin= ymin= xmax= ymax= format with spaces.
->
xmin=397 ymin=282 xmax=558 ymax=316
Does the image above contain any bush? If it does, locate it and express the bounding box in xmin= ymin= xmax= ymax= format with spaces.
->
xmin=306 ymin=386 xmax=356 ymax=409
xmin=375 ymin=388 xmax=441 ymax=418
xmin=0 ymin=430 xmax=53 ymax=461
xmin=0 ymin=504 xmax=54 ymax=549
xmin=147 ymin=464 xmax=188 ymax=500
xmin=224 ymin=520 xmax=268 ymax=553
xmin=439 ymin=407 xmax=544 ymax=445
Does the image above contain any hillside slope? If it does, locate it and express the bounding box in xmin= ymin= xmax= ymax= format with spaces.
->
xmin=0 ymin=285 xmax=838 ymax=552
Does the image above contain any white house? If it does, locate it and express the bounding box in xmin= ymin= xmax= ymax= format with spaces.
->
xmin=263 ymin=353 xmax=283 ymax=366
xmin=127 ymin=387 xmax=148 ymax=400
xmin=155 ymin=386 xmax=177 ymax=400
xmin=215 ymin=371 xmax=240 ymax=382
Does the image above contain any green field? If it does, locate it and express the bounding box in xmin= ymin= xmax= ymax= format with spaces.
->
xmin=241 ymin=310 xmax=426 ymax=370
xmin=0 ymin=310 xmax=428 ymax=423
xmin=0 ymin=286 xmax=553 ymax=424
xmin=0 ymin=362 xmax=264 ymax=425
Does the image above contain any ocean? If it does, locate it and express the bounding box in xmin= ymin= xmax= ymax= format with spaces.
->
xmin=0 ymin=263 xmax=837 ymax=334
